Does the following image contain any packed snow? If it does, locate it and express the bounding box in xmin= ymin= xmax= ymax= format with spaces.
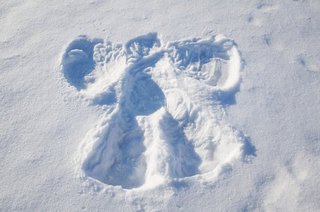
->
xmin=1 ymin=0 xmax=320 ymax=211
xmin=61 ymin=32 xmax=254 ymax=190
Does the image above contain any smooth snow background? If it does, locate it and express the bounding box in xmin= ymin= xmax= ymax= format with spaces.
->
xmin=1 ymin=0 xmax=320 ymax=211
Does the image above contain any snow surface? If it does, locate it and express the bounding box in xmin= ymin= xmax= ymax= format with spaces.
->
xmin=1 ymin=0 xmax=320 ymax=211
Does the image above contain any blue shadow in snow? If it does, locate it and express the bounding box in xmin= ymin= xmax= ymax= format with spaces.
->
xmin=242 ymin=136 xmax=257 ymax=158
xmin=62 ymin=36 xmax=102 ymax=90
xmin=83 ymin=110 xmax=147 ymax=189
xmin=125 ymin=32 xmax=160 ymax=57
xmin=169 ymin=180 xmax=189 ymax=191
xmin=170 ymin=39 xmax=230 ymax=70
xmin=128 ymin=73 xmax=166 ymax=116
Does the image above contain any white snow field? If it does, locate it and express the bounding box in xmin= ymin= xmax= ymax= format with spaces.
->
xmin=1 ymin=0 xmax=320 ymax=211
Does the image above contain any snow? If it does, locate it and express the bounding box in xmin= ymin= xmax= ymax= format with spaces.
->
xmin=1 ymin=0 xmax=320 ymax=211
xmin=63 ymin=33 xmax=250 ymax=191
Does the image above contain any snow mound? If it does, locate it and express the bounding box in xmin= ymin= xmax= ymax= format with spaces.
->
xmin=61 ymin=33 xmax=254 ymax=190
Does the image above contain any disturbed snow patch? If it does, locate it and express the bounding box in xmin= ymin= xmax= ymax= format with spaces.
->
xmin=61 ymin=32 xmax=254 ymax=190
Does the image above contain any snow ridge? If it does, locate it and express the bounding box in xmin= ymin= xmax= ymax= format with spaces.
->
xmin=61 ymin=32 xmax=253 ymax=190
